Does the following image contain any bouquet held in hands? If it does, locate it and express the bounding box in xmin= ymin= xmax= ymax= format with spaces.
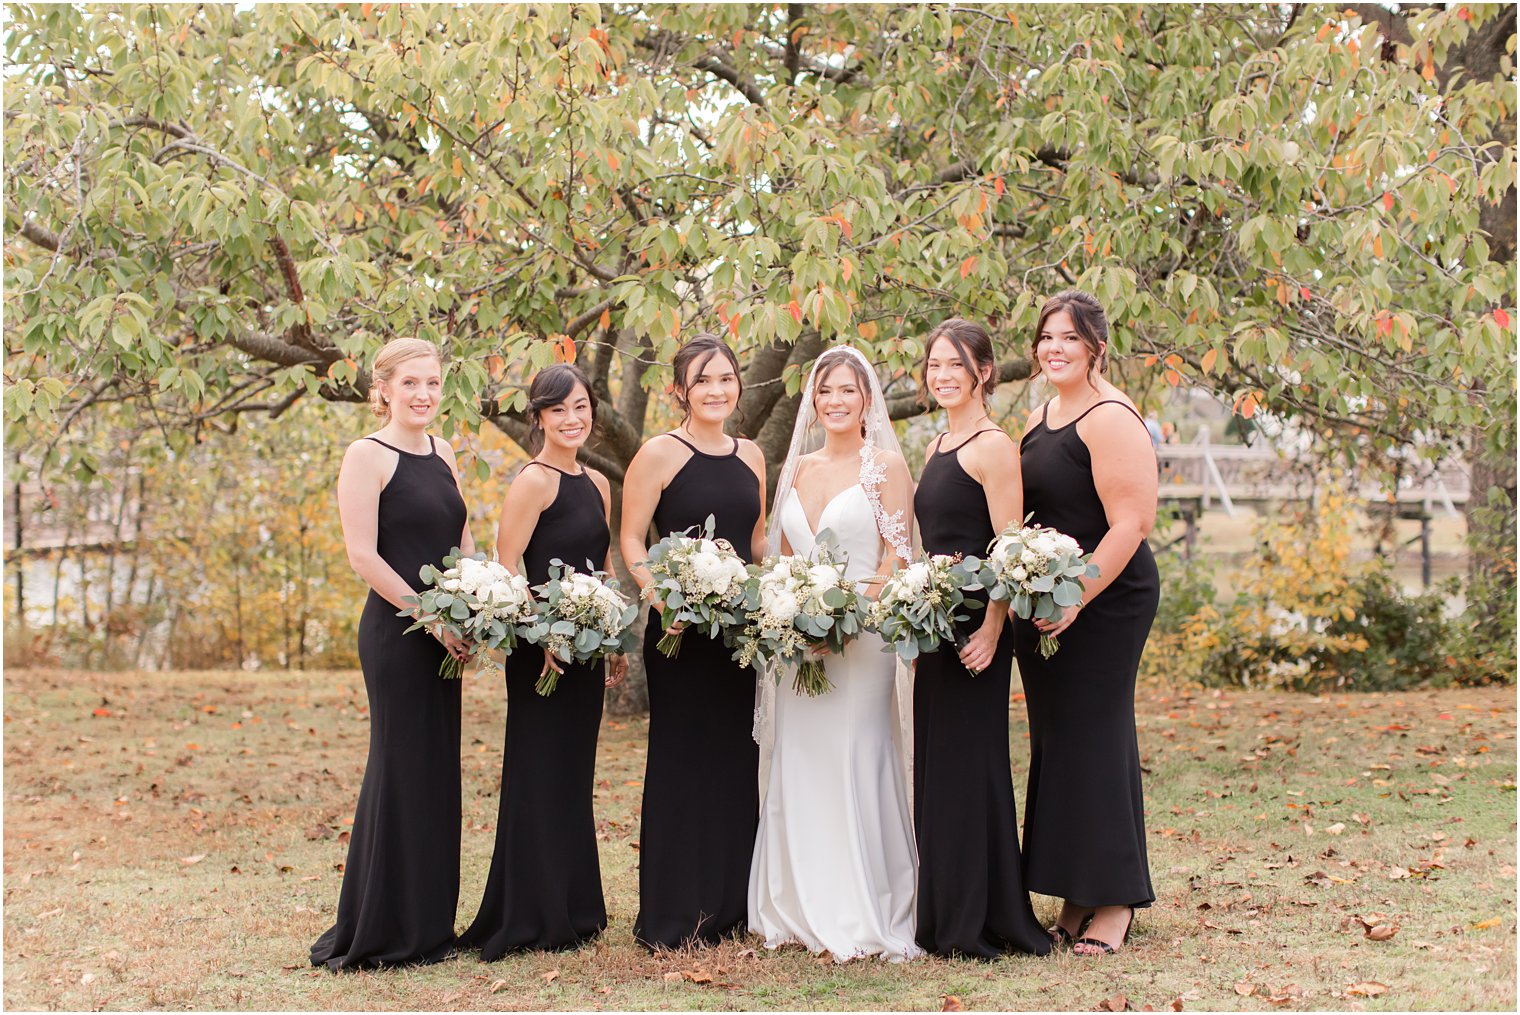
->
xmin=962 ymin=517 xmax=1099 ymax=659
xmin=868 ymin=554 xmax=983 ymax=663
xmin=523 ymin=562 xmax=640 ymax=695
xmin=640 ymin=514 xmax=751 ymax=658
xmin=730 ymin=533 xmax=868 ymax=697
xmin=402 ymin=549 xmax=537 ymax=680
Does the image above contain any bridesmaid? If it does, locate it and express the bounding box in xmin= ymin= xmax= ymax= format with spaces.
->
xmin=459 ymin=364 xmax=627 ymax=959
xmin=911 ymin=319 xmax=1051 ymax=959
xmin=1016 ymin=290 xmax=1159 ymax=956
xmin=620 ymin=334 xmax=766 ymax=950
xmin=313 ymin=337 xmax=473 ymax=970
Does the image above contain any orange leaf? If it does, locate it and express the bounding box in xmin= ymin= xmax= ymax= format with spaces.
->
xmin=1376 ymin=312 xmax=1394 ymax=338
xmin=788 ymin=300 xmax=803 ymax=324
xmin=728 ymin=313 xmax=741 ymax=338
xmin=857 ymin=320 xmax=879 ymax=340
xmin=1164 ymin=369 xmax=1181 ymax=387
xmin=994 ymin=176 xmax=1005 ymax=196
xmin=1200 ymin=348 xmax=1219 ymax=374
xmin=1494 ymin=308 xmax=1511 ymax=329
xmin=841 ymin=257 xmax=853 ymax=284
xmin=1276 ymin=281 xmax=1290 ymax=306
xmin=1458 ymin=6 xmax=1472 ymax=20
xmin=1371 ymin=233 xmax=1384 ymax=258
xmin=1163 ymin=353 xmax=1183 ymax=369
xmin=598 ymin=307 xmax=611 ymax=331
xmin=1300 ymin=286 xmax=1312 ymax=301
xmin=1143 ymin=355 xmax=1158 ymax=366
xmin=1382 ymin=191 xmax=1395 ymax=213
xmin=960 ymin=255 xmax=978 ymax=279
xmin=605 ymin=150 xmax=620 ymax=171
xmin=451 ymin=156 xmax=463 ymax=179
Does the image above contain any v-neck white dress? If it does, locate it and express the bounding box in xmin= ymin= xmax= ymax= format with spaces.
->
xmin=746 ymin=484 xmax=921 ymax=962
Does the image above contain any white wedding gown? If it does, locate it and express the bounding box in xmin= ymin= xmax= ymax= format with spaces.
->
xmin=747 ymin=484 xmax=922 ymax=961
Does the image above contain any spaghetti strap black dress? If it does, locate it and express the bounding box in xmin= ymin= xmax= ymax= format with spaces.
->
xmin=460 ymin=462 xmax=610 ymax=958
xmin=312 ymin=435 xmax=467 ymax=971
xmin=633 ymin=434 xmax=762 ymax=950
xmin=912 ymin=430 xmax=1052 ymax=959
xmin=1016 ymin=400 xmax=1158 ymax=910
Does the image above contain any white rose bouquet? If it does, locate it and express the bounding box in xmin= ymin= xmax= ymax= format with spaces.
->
xmin=640 ymin=514 xmax=752 ymax=658
xmin=729 ymin=536 xmax=868 ymax=697
xmin=402 ymin=549 xmax=537 ymax=679
xmin=868 ymin=554 xmax=983 ymax=663
xmin=961 ymin=517 xmax=1099 ymax=659
xmin=521 ymin=561 xmax=640 ymax=695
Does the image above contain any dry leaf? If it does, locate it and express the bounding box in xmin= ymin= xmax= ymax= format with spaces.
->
xmin=662 ymin=971 xmax=683 ymax=983
xmin=941 ymin=996 xmax=964 ymax=1012
xmin=488 ymin=980 xmax=508 ymax=994
xmin=1345 ymin=982 xmax=1388 ymax=997
xmin=683 ymin=969 xmax=713 ymax=984
xmin=1234 ymin=982 xmax=1256 ymax=996
xmin=180 ymin=853 xmax=206 ymax=865
xmin=541 ymin=969 xmax=559 ymax=984
xmin=1324 ymin=822 xmax=1346 ymax=835
xmin=1169 ymin=1000 xmax=1185 ymax=1012
xmin=1366 ymin=923 xmax=1398 ymax=941
xmin=1472 ymin=917 xmax=1502 ymax=930
xmin=1098 ymin=994 xmax=1129 ymax=1012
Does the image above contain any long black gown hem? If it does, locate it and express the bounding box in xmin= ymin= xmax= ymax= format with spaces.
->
xmin=310 ymin=935 xmax=458 ymax=972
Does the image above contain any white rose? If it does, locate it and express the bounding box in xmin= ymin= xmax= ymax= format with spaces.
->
xmin=763 ymin=588 xmax=801 ymax=623
xmin=1020 ymin=549 xmax=1038 ymax=566
xmin=1011 ymin=565 xmax=1028 ymax=581
xmin=698 ymin=538 xmax=719 ymax=555
xmin=901 ymin=562 xmax=931 ymax=592
xmin=807 ymin=563 xmax=841 ymax=591
xmin=441 ymin=577 xmax=462 ymax=591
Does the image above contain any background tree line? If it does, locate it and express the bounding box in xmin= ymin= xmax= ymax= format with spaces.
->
xmin=5 ymin=3 xmax=1513 ymax=700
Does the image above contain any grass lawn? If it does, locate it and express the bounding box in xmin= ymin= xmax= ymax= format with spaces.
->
xmin=3 ymin=667 xmax=1514 ymax=1011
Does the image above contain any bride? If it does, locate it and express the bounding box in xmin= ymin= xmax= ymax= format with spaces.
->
xmin=748 ymin=346 xmax=921 ymax=962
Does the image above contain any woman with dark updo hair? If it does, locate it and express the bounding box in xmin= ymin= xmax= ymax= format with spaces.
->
xmin=458 ymin=362 xmax=626 ymax=959
xmin=910 ymin=318 xmax=1051 ymax=959
xmin=1017 ymin=290 xmax=1159 ymax=956
xmin=620 ymin=334 xmax=767 ymax=950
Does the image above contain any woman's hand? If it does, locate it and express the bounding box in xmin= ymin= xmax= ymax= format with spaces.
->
xmin=957 ymin=623 xmax=998 ymax=674
xmin=605 ymin=653 xmax=628 ymax=687
xmin=539 ymin=649 xmax=565 ymax=680
xmin=653 ymin=600 xmax=688 ymax=635
xmin=432 ymin=625 xmax=473 ymax=662
xmin=1034 ymin=602 xmax=1082 ymax=638
xmin=806 ymin=642 xmax=833 ymax=659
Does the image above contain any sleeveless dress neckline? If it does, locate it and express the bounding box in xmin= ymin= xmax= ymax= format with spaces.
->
xmin=931 ymin=427 xmax=1003 ymax=456
xmin=364 ymin=434 xmax=438 ymax=458
xmin=667 ymin=431 xmax=739 ymax=459
xmin=1034 ymin=398 xmax=1145 ymax=435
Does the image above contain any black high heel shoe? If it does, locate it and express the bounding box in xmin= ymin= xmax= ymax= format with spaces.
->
xmin=1048 ymin=909 xmax=1093 ymax=949
xmin=1074 ymin=907 xmax=1134 ymax=956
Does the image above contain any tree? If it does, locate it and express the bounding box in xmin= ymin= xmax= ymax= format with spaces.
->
xmin=6 ymin=4 xmax=1513 ymax=553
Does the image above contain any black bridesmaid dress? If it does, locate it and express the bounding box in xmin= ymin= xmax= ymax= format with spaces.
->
xmin=1015 ymin=401 xmax=1159 ymax=910
xmin=459 ymin=462 xmax=611 ymax=957
xmin=633 ymin=434 xmax=762 ymax=950
xmin=312 ymin=435 xmax=466 ymax=970
xmin=912 ymin=429 xmax=1052 ymax=959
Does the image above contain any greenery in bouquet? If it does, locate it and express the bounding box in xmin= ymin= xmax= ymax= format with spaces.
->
xmin=522 ymin=561 xmax=640 ymax=695
xmin=640 ymin=514 xmax=752 ymax=658
xmin=962 ymin=517 xmax=1099 ymax=659
xmin=401 ymin=549 xmax=537 ymax=679
xmin=868 ymin=554 xmax=983 ymax=663
xmin=730 ymin=534 xmax=868 ymax=697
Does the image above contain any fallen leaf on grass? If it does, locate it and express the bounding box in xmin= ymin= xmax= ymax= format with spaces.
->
xmin=1324 ymin=822 xmax=1345 ymax=835
xmin=736 ymin=948 xmax=756 ymax=959
xmin=488 ymin=980 xmax=508 ymax=994
xmin=180 ymin=854 xmax=206 ymax=865
xmin=541 ymin=969 xmax=559 ymax=984
xmin=1234 ymin=982 xmax=1256 ymax=996
xmin=682 ymin=969 xmax=713 ymax=984
xmin=661 ymin=972 xmax=683 ymax=983
xmin=1366 ymin=923 xmax=1398 ymax=941
xmin=1096 ymin=994 xmax=1130 ymax=1012
xmin=1472 ymin=917 xmax=1502 ymax=930
xmin=304 ymin=824 xmax=330 ymax=840
xmin=1346 ymin=982 xmax=1388 ymax=997
xmin=1169 ymin=1000 xmax=1184 ymax=1012
xmin=941 ymin=996 xmax=964 ymax=1011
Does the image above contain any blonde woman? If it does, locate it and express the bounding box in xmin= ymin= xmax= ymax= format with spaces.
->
xmin=312 ymin=338 xmax=474 ymax=970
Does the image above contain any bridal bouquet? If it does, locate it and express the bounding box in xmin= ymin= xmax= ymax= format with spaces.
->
xmin=730 ymin=538 xmax=868 ymax=697
xmin=961 ymin=518 xmax=1099 ymax=659
xmin=868 ymin=554 xmax=983 ymax=663
xmin=640 ymin=515 xmax=752 ymax=658
xmin=402 ymin=549 xmax=537 ymax=680
xmin=521 ymin=562 xmax=640 ymax=695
